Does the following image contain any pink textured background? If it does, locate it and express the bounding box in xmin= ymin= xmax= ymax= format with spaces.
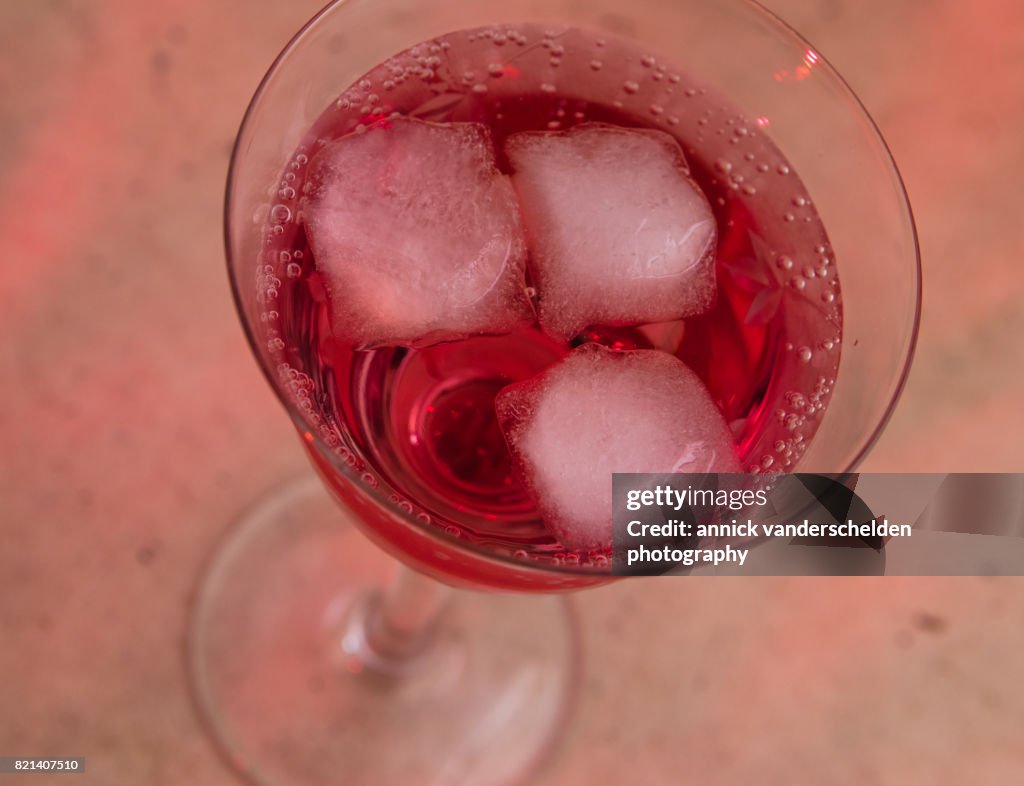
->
xmin=2 ymin=1 xmax=1023 ymax=783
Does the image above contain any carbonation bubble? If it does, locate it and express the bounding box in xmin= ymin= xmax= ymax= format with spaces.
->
xmin=623 ymin=80 xmax=640 ymax=94
xmin=270 ymin=204 xmax=291 ymax=223
xmin=798 ymin=346 xmax=813 ymax=363
xmin=590 ymin=60 xmax=603 ymax=71
xmin=541 ymin=83 xmax=557 ymax=93
xmin=641 ymin=55 xmax=656 ymax=68
xmin=285 ymin=262 xmax=302 ymax=278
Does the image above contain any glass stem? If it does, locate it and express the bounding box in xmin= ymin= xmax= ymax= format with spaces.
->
xmin=340 ymin=565 xmax=453 ymax=677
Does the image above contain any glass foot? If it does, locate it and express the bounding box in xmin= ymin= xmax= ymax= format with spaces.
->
xmin=189 ymin=477 xmax=580 ymax=786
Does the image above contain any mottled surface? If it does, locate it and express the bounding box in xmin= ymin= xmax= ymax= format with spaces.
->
xmin=1 ymin=1 xmax=1023 ymax=784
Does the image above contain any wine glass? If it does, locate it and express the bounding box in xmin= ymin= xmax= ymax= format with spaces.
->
xmin=190 ymin=1 xmax=920 ymax=785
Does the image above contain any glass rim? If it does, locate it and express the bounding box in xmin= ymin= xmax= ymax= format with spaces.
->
xmin=224 ymin=0 xmax=922 ymax=578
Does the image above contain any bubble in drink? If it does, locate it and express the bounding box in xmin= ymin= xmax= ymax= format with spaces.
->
xmin=301 ymin=116 xmax=532 ymax=348
xmin=496 ymin=344 xmax=741 ymax=550
xmin=505 ymin=123 xmax=716 ymax=340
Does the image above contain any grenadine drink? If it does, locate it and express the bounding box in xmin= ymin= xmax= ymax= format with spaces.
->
xmin=254 ymin=24 xmax=841 ymax=582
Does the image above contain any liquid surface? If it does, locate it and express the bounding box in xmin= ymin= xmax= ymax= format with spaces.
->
xmin=254 ymin=25 xmax=842 ymax=564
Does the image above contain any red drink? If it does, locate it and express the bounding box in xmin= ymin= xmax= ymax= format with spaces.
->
xmin=254 ymin=25 xmax=841 ymax=586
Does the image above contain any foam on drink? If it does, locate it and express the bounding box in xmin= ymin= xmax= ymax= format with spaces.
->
xmin=496 ymin=345 xmax=741 ymax=550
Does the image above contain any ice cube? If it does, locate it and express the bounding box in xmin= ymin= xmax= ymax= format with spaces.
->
xmin=505 ymin=123 xmax=717 ymax=340
xmin=496 ymin=345 xmax=740 ymax=551
xmin=302 ymin=117 xmax=532 ymax=348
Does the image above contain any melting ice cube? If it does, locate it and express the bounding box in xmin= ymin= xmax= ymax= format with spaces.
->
xmin=505 ymin=123 xmax=717 ymax=340
xmin=496 ymin=344 xmax=740 ymax=550
xmin=302 ymin=117 xmax=532 ymax=348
